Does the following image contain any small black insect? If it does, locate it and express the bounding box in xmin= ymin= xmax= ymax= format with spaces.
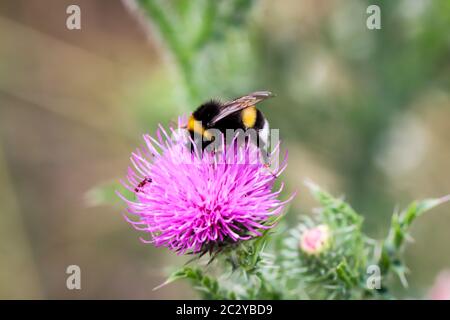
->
xmin=134 ymin=177 xmax=152 ymax=192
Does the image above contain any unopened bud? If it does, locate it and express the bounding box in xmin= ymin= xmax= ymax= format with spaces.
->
xmin=299 ymin=224 xmax=331 ymax=255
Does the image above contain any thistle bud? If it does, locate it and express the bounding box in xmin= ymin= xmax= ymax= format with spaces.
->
xmin=299 ymin=224 xmax=331 ymax=255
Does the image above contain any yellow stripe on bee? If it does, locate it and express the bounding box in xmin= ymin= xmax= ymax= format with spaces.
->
xmin=242 ymin=106 xmax=257 ymax=128
xmin=188 ymin=115 xmax=212 ymax=140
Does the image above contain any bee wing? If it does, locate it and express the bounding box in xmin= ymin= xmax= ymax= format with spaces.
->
xmin=208 ymin=91 xmax=274 ymax=126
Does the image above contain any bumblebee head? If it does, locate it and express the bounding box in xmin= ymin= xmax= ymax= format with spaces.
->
xmin=187 ymin=100 xmax=221 ymax=141
xmin=192 ymin=100 xmax=221 ymax=124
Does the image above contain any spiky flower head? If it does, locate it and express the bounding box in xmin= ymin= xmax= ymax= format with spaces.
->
xmin=119 ymin=118 xmax=292 ymax=255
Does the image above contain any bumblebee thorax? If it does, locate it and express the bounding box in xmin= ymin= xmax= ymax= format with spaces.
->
xmin=192 ymin=100 xmax=221 ymax=126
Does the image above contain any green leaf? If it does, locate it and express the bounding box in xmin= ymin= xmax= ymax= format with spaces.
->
xmin=335 ymin=259 xmax=358 ymax=287
xmin=380 ymin=195 xmax=450 ymax=285
xmin=389 ymin=195 xmax=450 ymax=249
xmin=304 ymin=179 xmax=363 ymax=227
xmin=403 ymin=196 xmax=450 ymax=227
xmin=249 ymin=229 xmax=270 ymax=267
xmin=153 ymin=267 xmax=194 ymax=291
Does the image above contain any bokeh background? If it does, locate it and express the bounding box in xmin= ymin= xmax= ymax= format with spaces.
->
xmin=0 ymin=0 xmax=449 ymax=299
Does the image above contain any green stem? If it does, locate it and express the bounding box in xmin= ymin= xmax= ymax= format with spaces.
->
xmin=138 ymin=0 xmax=199 ymax=104
xmin=194 ymin=1 xmax=217 ymax=50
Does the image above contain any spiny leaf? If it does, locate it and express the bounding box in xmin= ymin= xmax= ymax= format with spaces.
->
xmin=380 ymin=195 xmax=450 ymax=286
xmin=304 ymin=179 xmax=362 ymax=226
xmin=335 ymin=259 xmax=358 ymax=287
xmin=402 ymin=195 xmax=450 ymax=228
xmin=153 ymin=266 xmax=195 ymax=291
xmin=388 ymin=195 xmax=450 ymax=250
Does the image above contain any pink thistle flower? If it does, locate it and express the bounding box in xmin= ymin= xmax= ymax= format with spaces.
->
xmin=299 ymin=224 xmax=331 ymax=255
xmin=118 ymin=118 xmax=293 ymax=255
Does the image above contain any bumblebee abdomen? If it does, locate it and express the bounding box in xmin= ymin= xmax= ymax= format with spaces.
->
xmin=213 ymin=108 xmax=265 ymax=131
xmin=241 ymin=106 xmax=257 ymax=128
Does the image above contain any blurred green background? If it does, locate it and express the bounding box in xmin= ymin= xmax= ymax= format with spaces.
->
xmin=0 ymin=0 xmax=449 ymax=299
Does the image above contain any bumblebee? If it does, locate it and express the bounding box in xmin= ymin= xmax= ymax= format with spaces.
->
xmin=134 ymin=92 xmax=274 ymax=194
xmin=186 ymin=91 xmax=274 ymax=150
